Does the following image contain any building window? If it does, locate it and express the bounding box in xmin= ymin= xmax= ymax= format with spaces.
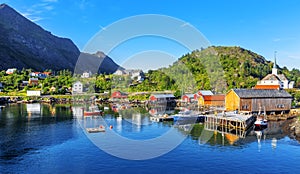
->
xmin=277 ymin=104 xmax=285 ymax=108
xmin=242 ymin=105 xmax=248 ymax=110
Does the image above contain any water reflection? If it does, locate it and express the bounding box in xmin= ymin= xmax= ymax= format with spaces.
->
xmin=185 ymin=119 xmax=293 ymax=150
xmin=0 ymin=103 xmax=74 ymax=163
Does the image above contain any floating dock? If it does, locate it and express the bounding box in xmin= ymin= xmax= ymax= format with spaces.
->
xmin=204 ymin=112 xmax=255 ymax=130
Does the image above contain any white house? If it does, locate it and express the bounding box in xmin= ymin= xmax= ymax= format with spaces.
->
xmin=114 ymin=69 xmax=145 ymax=82
xmin=72 ymin=81 xmax=83 ymax=94
xmin=81 ymin=71 xmax=91 ymax=78
xmin=27 ymin=90 xmax=41 ymax=96
xmin=6 ymin=68 xmax=16 ymax=74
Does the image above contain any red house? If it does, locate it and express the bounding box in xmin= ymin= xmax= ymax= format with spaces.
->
xmin=182 ymin=94 xmax=195 ymax=103
xmin=149 ymin=94 xmax=175 ymax=102
xmin=111 ymin=91 xmax=128 ymax=99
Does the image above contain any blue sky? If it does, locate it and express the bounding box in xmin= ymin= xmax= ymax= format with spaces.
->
xmin=2 ymin=0 xmax=300 ymax=70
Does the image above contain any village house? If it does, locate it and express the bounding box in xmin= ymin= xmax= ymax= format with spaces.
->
xmin=194 ymin=90 xmax=214 ymax=100
xmin=81 ymin=71 xmax=91 ymax=78
xmin=149 ymin=94 xmax=176 ymax=104
xmin=111 ymin=90 xmax=128 ymax=99
xmin=225 ymin=89 xmax=292 ymax=114
xmin=255 ymin=56 xmax=294 ymax=89
xmin=182 ymin=94 xmax=195 ymax=103
xmin=72 ymin=81 xmax=83 ymax=94
xmin=30 ymin=72 xmax=51 ymax=79
xmin=114 ymin=69 xmax=145 ymax=82
xmin=6 ymin=68 xmax=16 ymax=74
xmin=29 ymin=78 xmax=39 ymax=86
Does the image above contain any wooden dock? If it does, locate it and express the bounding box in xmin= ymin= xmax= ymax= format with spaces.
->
xmin=204 ymin=112 xmax=255 ymax=130
xmin=150 ymin=115 xmax=174 ymax=122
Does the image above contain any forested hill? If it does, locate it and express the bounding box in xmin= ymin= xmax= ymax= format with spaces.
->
xmin=129 ymin=46 xmax=300 ymax=93
xmin=177 ymin=46 xmax=300 ymax=90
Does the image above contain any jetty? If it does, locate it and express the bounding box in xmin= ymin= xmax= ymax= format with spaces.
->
xmin=204 ymin=112 xmax=255 ymax=130
xmin=150 ymin=115 xmax=174 ymax=122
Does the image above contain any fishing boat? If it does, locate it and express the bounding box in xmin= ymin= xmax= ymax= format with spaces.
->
xmin=83 ymin=106 xmax=103 ymax=116
xmin=254 ymin=107 xmax=268 ymax=127
xmin=86 ymin=125 xmax=105 ymax=133
xmin=254 ymin=117 xmax=268 ymax=127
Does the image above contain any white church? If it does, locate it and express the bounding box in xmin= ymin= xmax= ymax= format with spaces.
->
xmin=255 ymin=54 xmax=294 ymax=89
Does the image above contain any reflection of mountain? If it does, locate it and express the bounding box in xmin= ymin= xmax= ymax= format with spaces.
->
xmin=0 ymin=104 xmax=74 ymax=161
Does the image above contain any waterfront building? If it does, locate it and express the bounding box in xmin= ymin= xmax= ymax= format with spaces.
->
xmin=198 ymin=94 xmax=225 ymax=107
xmin=181 ymin=94 xmax=195 ymax=103
xmin=149 ymin=94 xmax=175 ymax=102
xmin=225 ymin=89 xmax=292 ymax=114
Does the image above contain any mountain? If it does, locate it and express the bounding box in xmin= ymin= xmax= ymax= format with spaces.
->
xmin=0 ymin=4 xmax=120 ymax=73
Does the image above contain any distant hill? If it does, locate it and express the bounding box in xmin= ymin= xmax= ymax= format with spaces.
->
xmin=0 ymin=4 xmax=120 ymax=73
xmin=176 ymin=46 xmax=300 ymax=90
xmin=129 ymin=46 xmax=300 ymax=93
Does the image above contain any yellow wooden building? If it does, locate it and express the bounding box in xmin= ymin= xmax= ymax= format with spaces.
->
xmin=225 ymin=89 xmax=292 ymax=114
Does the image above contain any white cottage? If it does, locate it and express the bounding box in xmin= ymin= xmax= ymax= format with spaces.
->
xmin=72 ymin=81 xmax=83 ymax=94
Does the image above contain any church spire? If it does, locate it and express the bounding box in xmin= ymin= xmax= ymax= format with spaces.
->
xmin=273 ymin=51 xmax=277 ymax=68
xmin=272 ymin=51 xmax=278 ymax=75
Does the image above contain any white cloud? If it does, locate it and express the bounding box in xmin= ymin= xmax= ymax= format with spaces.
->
xmin=19 ymin=0 xmax=58 ymax=23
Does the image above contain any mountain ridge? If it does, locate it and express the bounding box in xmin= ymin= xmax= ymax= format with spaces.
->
xmin=0 ymin=3 xmax=120 ymax=74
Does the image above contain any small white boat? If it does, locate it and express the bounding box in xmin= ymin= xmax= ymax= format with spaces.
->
xmin=254 ymin=117 xmax=268 ymax=127
xmin=86 ymin=125 xmax=105 ymax=133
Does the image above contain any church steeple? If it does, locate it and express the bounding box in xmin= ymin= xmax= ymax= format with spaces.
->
xmin=272 ymin=51 xmax=278 ymax=75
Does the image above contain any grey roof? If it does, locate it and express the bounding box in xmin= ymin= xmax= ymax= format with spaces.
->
xmin=197 ymin=90 xmax=213 ymax=96
xmin=151 ymin=94 xmax=175 ymax=98
xmin=277 ymin=74 xmax=288 ymax=81
xmin=232 ymin=89 xmax=292 ymax=98
xmin=183 ymin=94 xmax=195 ymax=98
xmin=262 ymin=74 xmax=281 ymax=81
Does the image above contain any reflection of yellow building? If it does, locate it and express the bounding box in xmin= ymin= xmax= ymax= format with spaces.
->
xmin=225 ymin=134 xmax=239 ymax=145
xmin=48 ymin=105 xmax=56 ymax=116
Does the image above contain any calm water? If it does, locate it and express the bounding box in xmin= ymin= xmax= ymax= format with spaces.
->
xmin=1 ymin=103 xmax=300 ymax=174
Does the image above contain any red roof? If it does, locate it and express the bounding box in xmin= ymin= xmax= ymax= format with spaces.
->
xmin=203 ymin=94 xmax=225 ymax=101
xmin=254 ymin=85 xmax=280 ymax=89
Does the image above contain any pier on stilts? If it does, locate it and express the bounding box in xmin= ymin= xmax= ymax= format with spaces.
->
xmin=204 ymin=112 xmax=255 ymax=131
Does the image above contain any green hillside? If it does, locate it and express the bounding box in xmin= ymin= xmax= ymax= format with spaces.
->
xmin=129 ymin=46 xmax=300 ymax=93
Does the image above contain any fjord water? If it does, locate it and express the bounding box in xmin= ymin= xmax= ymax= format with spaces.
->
xmin=1 ymin=104 xmax=300 ymax=174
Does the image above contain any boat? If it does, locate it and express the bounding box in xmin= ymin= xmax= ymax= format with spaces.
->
xmin=83 ymin=106 xmax=103 ymax=116
xmin=86 ymin=126 xmax=105 ymax=133
xmin=254 ymin=117 xmax=268 ymax=127
xmin=254 ymin=107 xmax=268 ymax=127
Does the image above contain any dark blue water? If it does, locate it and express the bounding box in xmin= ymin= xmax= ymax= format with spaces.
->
xmin=1 ymin=104 xmax=300 ymax=174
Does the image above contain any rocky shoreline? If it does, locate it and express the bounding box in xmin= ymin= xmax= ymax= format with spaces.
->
xmin=283 ymin=117 xmax=300 ymax=142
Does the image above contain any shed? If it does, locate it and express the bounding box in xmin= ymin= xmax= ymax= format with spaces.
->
xmin=111 ymin=91 xmax=128 ymax=99
xmin=198 ymin=94 xmax=225 ymax=107
xmin=182 ymin=94 xmax=195 ymax=103
xmin=149 ymin=94 xmax=175 ymax=102
xmin=225 ymin=89 xmax=292 ymax=113
xmin=194 ymin=90 xmax=214 ymax=100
